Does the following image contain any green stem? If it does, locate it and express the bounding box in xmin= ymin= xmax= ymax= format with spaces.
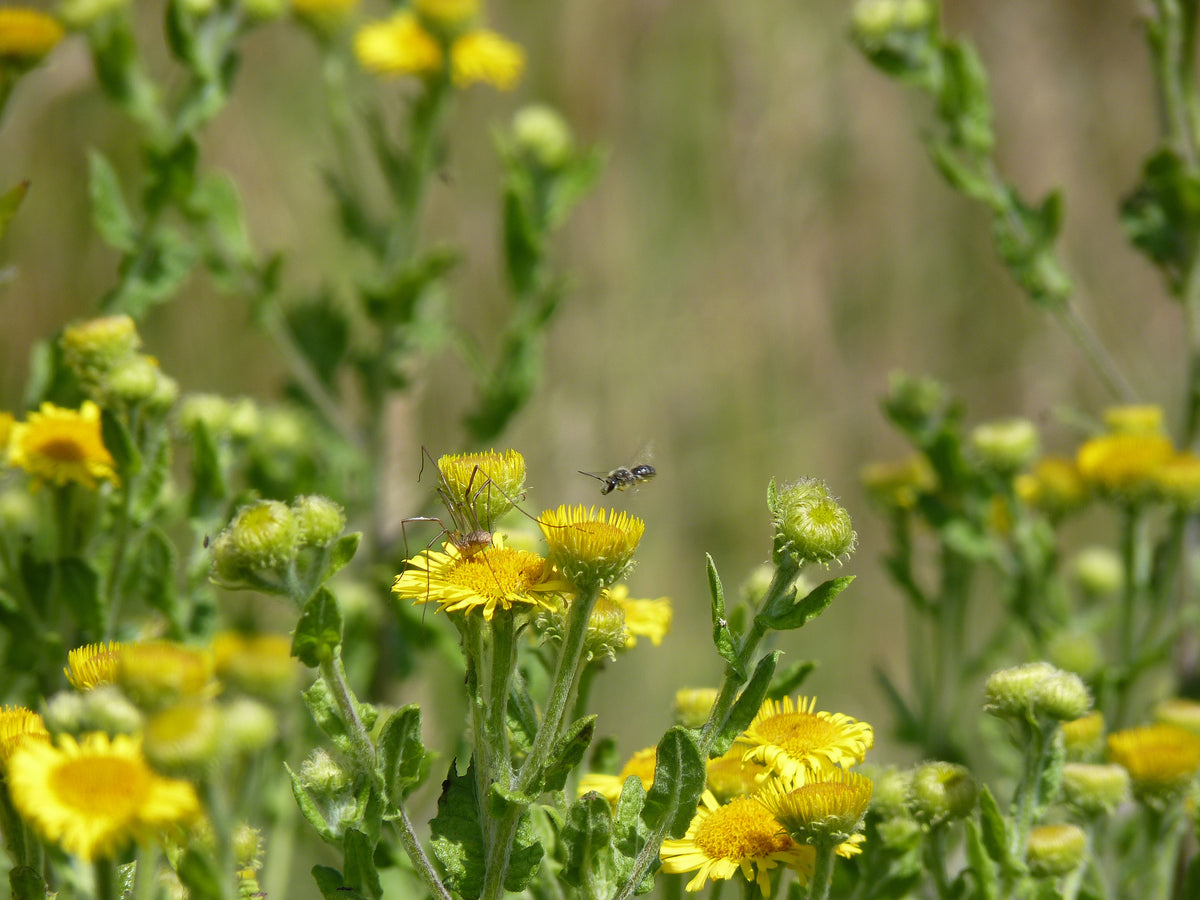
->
xmin=1142 ymin=804 xmax=1184 ymax=900
xmin=1008 ymin=721 xmax=1054 ymax=869
xmin=478 ymin=614 xmax=519 ymax=900
xmin=1049 ymin=302 xmax=1139 ymax=403
xmin=102 ymin=478 xmax=134 ymax=639
xmin=393 ymin=805 xmax=454 ymax=900
xmin=807 ymin=843 xmax=838 ymax=900
xmin=924 ymin=827 xmax=954 ymax=900
xmin=93 ymin=856 xmax=116 ymax=900
xmin=318 ymin=653 xmax=376 ymax=780
xmin=1114 ymin=506 xmax=1148 ymax=727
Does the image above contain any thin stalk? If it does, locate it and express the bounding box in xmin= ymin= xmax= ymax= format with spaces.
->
xmin=808 ymin=843 xmax=838 ymax=900
xmin=318 ymin=653 xmax=376 ymax=779
xmin=1008 ymin=722 xmax=1054 ymax=867
xmin=479 ymin=614 xmax=518 ymax=900
xmin=1114 ymin=506 xmax=1148 ymax=727
xmin=93 ymin=857 xmax=116 ymax=900
xmin=393 ymin=804 xmax=454 ymax=900
xmin=924 ymin=827 xmax=954 ymax=900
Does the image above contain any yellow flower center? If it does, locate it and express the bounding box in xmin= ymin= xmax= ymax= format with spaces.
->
xmin=52 ymin=755 xmax=149 ymax=820
xmin=447 ymin=546 xmax=544 ymax=600
xmin=693 ymin=796 xmax=792 ymax=861
xmin=39 ymin=436 xmax=88 ymax=463
xmin=755 ymin=712 xmax=841 ymax=756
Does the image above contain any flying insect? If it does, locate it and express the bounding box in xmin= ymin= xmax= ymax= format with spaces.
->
xmin=579 ymin=444 xmax=657 ymax=495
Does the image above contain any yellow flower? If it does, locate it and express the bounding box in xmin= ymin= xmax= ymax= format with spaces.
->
xmin=1015 ymin=456 xmax=1089 ymax=517
xmin=756 ymin=770 xmax=872 ymax=854
xmin=660 ymin=790 xmax=815 ymax=894
xmin=705 ymin=746 xmax=772 ymax=803
xmin=1108 ymin=724 xmax=1200 ymax=801
xmin=1076 ymin=432 xmax=1174 ymax=502
xmin=1103 ymin=404 xmax=1164 ymax=435
xmin=737 ymin=697 xmax=874 ymax=781
xmin=1061 ymin=711 xmax=1105 ymax=760
xmin=577 ymin=746 xmax=656 ymax=804
xmin=8 ymin=401 xmax=117 ymax=489
xmin=859 ymin=455 xmax=935 ymax=510
xmin=143 ymin=700 xmax=223 ymax=774
xmin=0 ymin=8 xmax=63 ymax=63
xmin=606 ymin=584 xmax=672 ymax=647
xmin=7 ymin=733 xmax=201 ymax=860
xmin=674 ymin=687 xmax=719 ymax=729
xmin=118 ymin=641 xmax=217 ymax=709
xmin=0 ymin=706 xmax=49 ymax=765
xmin=415 ymin=0 xmax=478 ymax=27
xmin=64 ymin=641 xmax=126 ymax=690
xmin=538 ymin=504 xmax=645 ymax=588
xmin=355 ymin=12 xmax=442 ymax=78
xmin=436 ymin=448 xmax=526 ymax=530
xmin=393 ymin=539 xmax=560 ymax=621
xmin=450 ymin=28 xmax=523 ymax=90
xmin=1152 ymin=452 xmax=1200 ymax=509
xmin=213 ymin=632 xmax=297 ymax=702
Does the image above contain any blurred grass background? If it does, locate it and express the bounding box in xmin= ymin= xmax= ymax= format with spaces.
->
xmin=0 ymin=0 xmax=1179 ymax=780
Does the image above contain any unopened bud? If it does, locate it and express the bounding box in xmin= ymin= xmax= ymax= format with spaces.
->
xmin=909 ymin=761 xmax=977 ymax=825
xmin=1026 ymin=823 xmax=1087 ymax=878
xmin=970 ymin=418 xmax=1039 ymax=474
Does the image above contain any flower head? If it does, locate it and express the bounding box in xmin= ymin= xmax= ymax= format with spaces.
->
xmin=773 ymin=483 xmax=856 ymax=565
xmin=1076 ymin=431 xmax=1175 ymax=503
xmin=213 ymin=632 xmax=297 ymax=702
xmin=1015 ymin=456 xmax=1089 ymax=517
xmin=355 ymin=12 xmax=442 ymax=78
xmin=393 ymin=539 xmax=559 ymax=621
xmin=756 ymin=769 xmax=872 ymax=853
xmin=859 ymin=455 xmax=935 ymax=510
xmin=970 ymin=418 xmax=1039 ymax=474
xmin=1060 ymin=762 xmax=1130 ymax=816
xmin=65 ymin=641 xmax=126 ymax=691
xmin=0 ymin=8 xmax=63 ymax=64
xmin=606 ymin=584 xmax=672 ymax=648
xmin=705 ymin=746 xmax=772 ymax=802
xmin=1026 ymin=823 xmax=1087 ymax=878
xmin=1108 ymin=724 xmax=1200 ymax=803
xmin=909 ymin=761 xmax=978 ymax=825
xmin=577 ymin=746 xmax=656 ymax=804
xmin=661 ymin=790 xmax=814 ymax=894
xmin=437 ymin=449 xmax=526 ymax=529
xmin=8 ymin=401 xmax=117 ymax=489
xmin=737 ymin=697 xmax=873 ymax=782
xmin=415 ymin=0 xmax=478 ymax=28
xmin=450 ymin=28 xmax=524 ymax=89
xmin=7 ymin=733 xmax=201 ymax=860
xmin=117 ymin=641 xmax=217 ymax=710
xmin=539 ymin=505 xmax=644 ymax=588
xmin=61 ymin=315 xmax=140 ymax=383
xmin=0 ymin=706 xmax=50 ymax=764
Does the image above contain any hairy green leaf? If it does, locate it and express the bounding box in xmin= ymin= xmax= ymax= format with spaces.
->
xmin=293 ymin=587 xmax=343 ymax=667
xmin=612 ymin=776 xmax=656 ymax=894
xmin=379 ymin=705 xmax=425 ymax=804
xmin=713 ymin=650 xmax=780 ymax=757
xmin=541 ymin=715 xmax=596 ymax=793
xmin=342 ymin=829 xmax=382 ymax=900
xmin=429 ymin=760 xmax=485 ymax=900
xmin=761 ymin=576 xmax=854 ymax=631
xmin=561 ymin=792 xmax=615 ymax=890
xmin=642 ymin=727 xmax=705 ymax=839
xmin=88 ymin=151 xmax=137 ymax=252
xmin=706 ymin=554 xmax=741 ymax=677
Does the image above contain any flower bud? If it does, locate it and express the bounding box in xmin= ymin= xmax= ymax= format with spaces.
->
xmin=1026 ymin=823 xmax=1087 ymax=878
xmin=143 ymin=700 xmax=223 ymax=774
xmin=1029 ymin=670 xmax=1092 ymax=722
xmin=860 ymin=455 xmax=935 ymax=510
xmin=293 ymin=495 xmax=346 ymax=547
xmin=227 ymin=398 xmax=261 ymax=440
xmin=1061 ymin=712 xmax=1105 ymax=761
xmin=1070 ymin=546 xmax=1123 ymax=596
xmin=104 ymin=355 xmax=160 ymax=404
xmin=61 ymin=315 xmax=139 ymax=382
xmin=909 ymin=761 xmax=978 ymax=825
xmin=1153 ymin=452 xmax=1200 ymax=510
xmin=223 ymin=500 xmax=301 ymax=570
xmin=1045 ymin=631 xmax=1103 ymax=680
xmin=1154 ymin=698 xmax=1200 ymax=737
xmin=57 ymin=0 xmax=128 ymax=30
xmin=983 ymin=661 xmax=1057 ymax=721
xmin=0 ymin=486 xmax=38 ymax=534
xmin=1060 ymin=762 xmax=1129 ymax=816
xmin=233 ymin=823 xmax=264 ymax=871
xmin=147 ymin=370 xmax=180 ymax=413
xmin=222 ymin=697 xmax=278 ymax=753
xmin=673 ymin=688 xmax=718 ymax=729
xmin=117 ymin=641 xmax=216 ymax=710
xmin=1015 ymin=457 xmax=1089 ymax=517
xmin=511 ymin=104 xmax=574 ymax=169
xmin=775 ymin=483 xmax=856 ymax=565
xmin=180 ymin=393 xmax=233 ymax=436
xmin=970 ymin=418 xmax=1039 ymax=475
xmin=584 ymin=593 xmax=627 ymax=661
xmin=299 ymin=747 xmax=351 ymax=798
xmin=869 ymin=766 xmax=913 ymax=818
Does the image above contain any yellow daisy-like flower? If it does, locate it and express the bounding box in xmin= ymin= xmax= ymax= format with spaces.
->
xmin=393 ymin=539 xmax=559 ymax=621
xmin=1015 ymin=456 xmax=1090 ymax=517
xmin=756 ymin=770 xmax=872 ymax=854
xmin=706 ymin=745 xmax=772 ymax=803
xmin=7 ymin=733 xmax=201 ymax=861
xmin=0 ymin=706 xmax=50 ymax=765
xmin=606 ymin=584 xmax=672 ymax=647
xmin=8 ymin=401 xmax=118 ymax=489
xmin=212 ymin=632 xmax=297 ymax=702
xmin=1108 ymin=724 xmax=1200 ymax=801
xmin=450 ymin=28 xmax=524 ymax=90
xmin=437 ymin=448 xmax=526 ymax=529
xmin=64 ymin=640 xmax=126 ymax=690
xmin=660 ymin=790 xmax=815 ymax=894
xmin=355 ymin=12 xmax=442 ymax=78
xmin=577 ymin=746 xmax=656 ymax=804
xmin=539 ymin=504 xmax=645 ymax=589
xmin=0 ymin=8 xmax=63 ymax=63
xmin=737 ymin=697 xmax=874 ymax=781
xmin=118 ymin=641 xmax=217 ymax=709
xmin=1076 ymin=432 xmax=1175 ymax=502
xmin=1153 ymin=452 xmax=1200 ymax=510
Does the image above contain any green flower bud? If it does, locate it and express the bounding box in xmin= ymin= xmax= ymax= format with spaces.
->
xmin=1046 ymin=631 xmax=1104 ymax=680
xmin=143 ymin=700 xmax=224 ymax=775
xmin=870 ymin=766 xmax=913 ymax=818
xmin=775 ymin=481 xmax=855 ymax=565
xmin=1060 ymin=762 xmax=1129 ymax=816
xmin=970 ymin=418 xmax=1039 ymax=475
xmin=512 ymin=104 xmax=574 ymax=169
xmin=293 ymin=495 xmax=346 ymax=547
xmin=299 ymin=747 xmax=351 ymax=798
xmin=180 ymin=393 xmax=233 ymax=436
xmin=258 ymin=406 xmax=307 ymax=454
xmin=584 ymin=593 xmax=627 ymax=661
xmin=222 ymin=697 xmax=278 ymax=753
xmin=1030 ymin=670 xmax=1092 ymax=722
xmin=228 ymin=398 xmax=260 ymax=440
xmin=233 ymin=823 xmax=264 ymax=870
xmin=241 ymin=0 xmax=286 ymax=21
xmin=983 ymin=661 xmax=1057 ymax=721
xmin=882 ymin=373 xmax=947 ymax=431
xmin=877 ymin=816 xmax=922 ymax=851
xmin=909 ymin=761 xmax=978 ymax=825
xmin=147 ymin=370 xmax=180 ymax=413
xmin=0 ymin=486 xmax=38 ymax=534
xmin=104 ymin=355 xmax=160 ymax=404
xmin=225 ymin=500 xmax=301 ymax=570
xmin=61 ymin=315 xmax=139 ymax=382
xmin=1070 ymin=546 xmax=1123 ymax=596
xmin=1026 ymin=823 xmax=1087 ymax=878
xmin=1061 ymin=712 xmax=1105 ymax=761
xmin=57 ymin=0 xmax=128 ymax=30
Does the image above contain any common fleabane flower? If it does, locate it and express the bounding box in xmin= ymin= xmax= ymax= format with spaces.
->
xmin=355 ymin=12 xmax=442 ymax=78
xmin=756 ymin=769 xmax=872 ymax=855
xmin=660 ymin=790 xmax=815 ymax=894
xmin=1108 ymin=724 xmax=1200 ymax=803
xmin=393 ymin=538 xmax=560 ymax=621
xmin=7 ymin=733 xmax=201 ymax=860
xmin=64 ymin=640 xmax=126 ymax=690
xmin=0 ymin=8 xmax=63 ymax=64
xmin=450 ymin=28 xmax=523 ymax=89
xmin=737 ymin=696 xmax=874 ymax=781
xmin=8 ymin=401 xmax=117 ymax=489
xmin=607 ymin=584 xmax=672 ymax=648
xmin=0 ymin=706 xmax=49 ymax=764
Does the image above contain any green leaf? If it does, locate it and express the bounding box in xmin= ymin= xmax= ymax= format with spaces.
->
xmin=133 ymin=432 xmax=171 ymax=522
xmin=58 ymin=558 xmax=103 ymax=639
xmin=767 ymin=659 xmax=817 ymax=700
xmin=977 ymin=786 xmax=1011 ymax=868
xmin=0 ymin=180 xmax=28 ymax=240
xmin=546 ymin=146 xmax=606 ymax=230
xmin=429 ymin=759 xmax=485 ymax=900
xmin=540 ymin=715 xmax=595 ymax=793
xmin=1122 ymin=148 xmax=1200 ymax=295
xmin=612 ymin=777 xmax=656 ymax=894
xmin=293 ymin=587 xmax=344 ymax=667
xmin=561 ymin=792 xmax=615 ymax=890
xmin=190 ymin=172 xmax=254 ymax=285
xmin=311 ymin=865 xmax=369 ymax=900
xmin=327 ymin=533 xmax=362 ymax=580
xmin=964 ymin=819 xmax=999 ymax=900
xmin=641 ymin=727 xmax=705 ymax=839
xmin=706 ymin=554 xmax=741 ymax=677
xmin=122 ymin=527 xmax=178 ymax=622
xmin=88 ymin=151 xmax=138 ymax=252
xmin=503 ymin=808 xmax=545 ymax=893
xmin=287 ymin=763 xmax=337 ymax=844
xmin=928 ymin=140 xmax=994 ymax=203
xmin=285 ymin=295 xmax=350 ymax=387
xmin=766 ymin=476 xmax=782 ymax=518
xmin=102 ymin=226 xmax=198 ymax=317
xmin=761 ymin=576 xmax=855 ymax=631
xmin=342 ymin=829 xmax=382 ymax=900
xmin=713 ymin=650 xmax=780 ymax=757
xmin=176 ymin=845 xmax=222 ymax=900
xmin=100 ymin=408 xmax=140 ymax=478
xmin=301 ymin=675 xmax=371 ymax=761
xmin=9 ymin=866 xmax=45 ymax=900
xmin=938 ymin=40 xmax=994 ymax=156
xmin=379 ymin=704 xmax=426 ymax=803
xmin=187 ymin=419 xmax=226 ymax=520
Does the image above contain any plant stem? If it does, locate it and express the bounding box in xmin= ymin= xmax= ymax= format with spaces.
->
xmin=393 ymin=804 xmax=454 ymax=900
xmin=808 ymin=843 xmax=838 ymax=900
